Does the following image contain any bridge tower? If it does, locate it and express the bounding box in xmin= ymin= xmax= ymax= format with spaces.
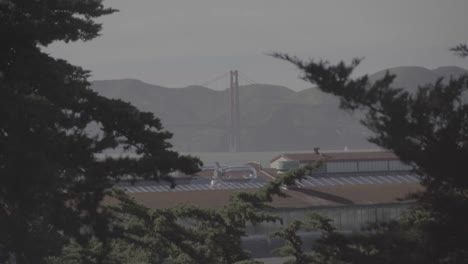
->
xmin=229 ymin=70 xmax=240 ymax=152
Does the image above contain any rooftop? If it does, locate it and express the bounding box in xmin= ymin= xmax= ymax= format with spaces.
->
xmin=114 ymin=162 xmax=422 ymax=210
xmin=123 ymin=183 xmax=422 ymax=210
xmin=270 ymin=150 xmax=398 ymax=163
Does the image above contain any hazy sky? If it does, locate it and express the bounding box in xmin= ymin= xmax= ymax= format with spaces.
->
xmin=47 ymin=0 xmax=468 ymax=91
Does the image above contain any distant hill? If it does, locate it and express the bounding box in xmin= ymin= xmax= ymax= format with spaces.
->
xmin=369 ymin=66 xmax=468 ymax=92
xmin=91 ymin=66 xmax=467 ymax=152
xmin=432 ymin=66 xmax=468 ymax=80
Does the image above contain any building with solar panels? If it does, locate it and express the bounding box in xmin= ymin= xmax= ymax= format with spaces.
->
xmin=117 ymin=149 xmax=419 ymax=211
xmin=114 ymin=150 xmax=421 ymax=258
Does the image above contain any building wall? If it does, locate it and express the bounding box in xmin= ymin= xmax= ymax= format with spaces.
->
xmin=389 ymin=160 xmax=412 ymax=171
xmin=304 ymin=160 xmax=412 ymax=174
xmin=245 ymin=202 xmax=414 ymax=235
xmin=326 ymin=161 xmax=358 ymax=173
xmin=358 ymin=160 xmax=389 ymax=172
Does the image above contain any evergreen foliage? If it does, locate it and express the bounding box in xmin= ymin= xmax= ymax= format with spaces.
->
xmin=0 ymin=1 xmax=201 ymax=263
xmin=45 ymin=163 xmax=322 ymax=264
xmin=451 ymin=44 xmax=468 ymax=58
xmin=273 ymin=47 xmax=468 ymax=263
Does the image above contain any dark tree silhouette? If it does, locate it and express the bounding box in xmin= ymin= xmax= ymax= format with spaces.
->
xmin=47 ymin=164 xmax=321 ymax=264
xmin=272 ymin=47 xmax=468 ymax=263
xmin=451 ymin=44 xmax=468 ymax=58
xmin=0 ymin=1 xmax=200 ymax=262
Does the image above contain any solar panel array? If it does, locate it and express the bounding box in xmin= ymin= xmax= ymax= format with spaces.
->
xmin=119 ymin=173 xmax=419 ymax=194
xmin=296 ymin=173 xmax=419 ymax=187
xmin=121 ymin=180 xmax=267 ymax=193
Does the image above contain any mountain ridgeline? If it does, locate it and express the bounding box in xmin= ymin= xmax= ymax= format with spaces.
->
xmin=91 ymin=66 xmax=468 ymax=152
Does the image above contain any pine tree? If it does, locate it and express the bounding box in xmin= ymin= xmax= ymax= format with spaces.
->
xmin=45 ymin=164 xmax=321 ymax=264
xmin=0 ymin=1 xmax=200 ymax=263
xmin=273 ymin=46 xmax=468 ymax=263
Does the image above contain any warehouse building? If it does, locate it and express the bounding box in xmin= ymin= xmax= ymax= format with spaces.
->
xmin=115 ymin=150 xmax=421 ymax=258
xmin=118 ymin=151 xmax=420 ymax=230
xmin=270 ymin=150 xmax=412 ymax=174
